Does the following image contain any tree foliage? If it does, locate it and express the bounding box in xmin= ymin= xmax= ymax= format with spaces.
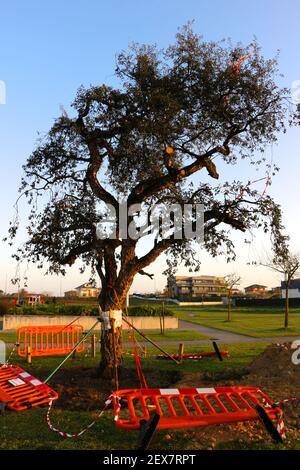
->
xmin=262 ymin=249 xmax=300 ymax=328
xmin=8 ymin=26 xmax=293 ymax=296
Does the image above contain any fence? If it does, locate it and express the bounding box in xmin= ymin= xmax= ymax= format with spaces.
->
xmin=17 ymin=324 xmax=85 ymax=358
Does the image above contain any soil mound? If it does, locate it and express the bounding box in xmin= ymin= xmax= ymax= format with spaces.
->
xmin=245 ymin=343 xmax=300 ymax=429
xmin=248 ymin=342 xmax=300 ymax=386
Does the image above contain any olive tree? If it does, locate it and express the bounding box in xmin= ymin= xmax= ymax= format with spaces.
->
xmin=8 ymin=26 xmax=294 ymax=377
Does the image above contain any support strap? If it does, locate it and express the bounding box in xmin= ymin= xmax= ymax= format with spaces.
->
xmin=44 ymin=319 xmax=100 ymax=384
xmin=102 ymin=310 xmax=122 ymax=330
xmin=129 ymin=334 xmax=148 ymax=389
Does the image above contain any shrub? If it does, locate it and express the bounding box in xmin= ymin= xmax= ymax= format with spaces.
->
xmin=2 ymin=302 xmax=173 ymax=317
xmin=127 ymin=305 xmax=173 ymax=317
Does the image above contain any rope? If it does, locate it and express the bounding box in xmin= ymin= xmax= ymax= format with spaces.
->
xmin=44 ymin=319 xmax=100 ymax=384
xmin=273 ymin=397 xmax=300 ymax=408
xmin=109 ymin=286 xmax=150 ymax=388
xmin=123 ymin=295 xmax=147 ymax=388
xmin=122 ymin=316 xmax=180 ymax=364
xmin=46 ymin=394 xmax=118 ymax=439
xmin=276 ymin=409 xmax=286 ymax=440
xmin=56 ymin=314 xmax=84 ymax=335
xmin=235 ymin=176 xmax=270 ymax=201
xmin=128 ymin=333 xmax=148 ymax=389
xmin=261 ymin=395 xmax=300 ymax=440
xmin=0 ymin=342 xmax=19 ymax=368
xmin=261 ymin=398 xmax=287 ymax=440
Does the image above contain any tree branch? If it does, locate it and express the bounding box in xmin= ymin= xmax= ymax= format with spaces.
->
xmin=138 ymin=269 xmax=154 ymax=279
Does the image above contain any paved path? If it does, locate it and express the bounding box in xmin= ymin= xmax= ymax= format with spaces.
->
xmin=1 ymin=321 xmax=298 ymax=349
xmin=179 ymin=320 xmax=253 ymax=343
xmin=177 ymin=320 xmax=299 ymax=344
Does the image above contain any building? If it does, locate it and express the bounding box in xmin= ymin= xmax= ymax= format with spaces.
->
xmin=230 ymin=288 xmax=244 ymax=297
xmin=281 ymin=278 xmax=300 ymax=299
xmin=64 ymin=290 xmax=78 ymax=299
xmin=244 ymin=284 xmax=267 ymax=297
xmin=270 ymin=286 xmax=281 ymax=298
xmin=168 ymin=275 xmax=227 ymax=300
xmin=20 ymin=293 xmax=44 ymax=305
xmin=74 ymin=283 xmax=100 ymax=298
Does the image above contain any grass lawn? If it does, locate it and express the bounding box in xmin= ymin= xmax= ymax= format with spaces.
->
xmin=1 ymin=340 xmax=269 ymax=374
xmin=0 ymin=329 xmax=208 ymax=345
xmin=174 ymin=305 xmax=300 ymax=338
xmin=0 ymin=332 xmax=18 ymax=343
xmin=127 ymin=329 xmax=209 ymax=342
xmin=1 ymin=341 xmax=299 ymax=450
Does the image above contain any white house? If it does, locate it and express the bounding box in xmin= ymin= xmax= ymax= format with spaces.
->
xmin=281 ymin=278 xmax=300 ymax=299
xmin=65 ymin=283 xmax=101 ymax=298
xmin=75 ymin=283 xmax=101 ymax=298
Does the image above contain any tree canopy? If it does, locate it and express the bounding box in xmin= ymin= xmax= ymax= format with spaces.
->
xmin=8 ymin=25 xmax=294 ymax=304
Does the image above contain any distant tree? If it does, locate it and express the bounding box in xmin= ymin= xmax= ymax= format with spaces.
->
xmin=262 ymin=250 xmax=300 ymax=328
xmin=7 ymin=26 xmax=296 ymax=378
xmin=0 ymin=301 xmax=9 ymax=315
xmin=224 ymin=273 xmax=241 ymax=321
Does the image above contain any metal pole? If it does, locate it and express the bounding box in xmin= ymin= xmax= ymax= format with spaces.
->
xmin=91 ymin=334 xmax=96 ymax=358
xmin=178 ymin=343 xmax=184 ymax=363
xmin=122 ymin=316 xmax=179 ymax=364
xmin=27 ymin=345 xmax=31 ymax=364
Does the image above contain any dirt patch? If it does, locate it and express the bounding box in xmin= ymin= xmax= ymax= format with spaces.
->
xmin=248 ymin=342 xmax=299 ymax=386
xmin=48 ymin=367 xmax=182 ymax=411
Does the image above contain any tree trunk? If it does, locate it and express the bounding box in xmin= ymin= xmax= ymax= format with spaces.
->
xmin=284 ymin=281 xmax=290 ymax=329
xmin=227 ymin=292 xmax=231 ymax=321
xmin=97 ymin=287 xmax=125 ymax=381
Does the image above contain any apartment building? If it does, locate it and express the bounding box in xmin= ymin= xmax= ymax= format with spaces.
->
xmin=168 ymin=275 xmax=227 ymax=300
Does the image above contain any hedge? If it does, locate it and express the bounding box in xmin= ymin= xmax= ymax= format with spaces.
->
xmin=3 ymin=303 xmax=173 ymax=317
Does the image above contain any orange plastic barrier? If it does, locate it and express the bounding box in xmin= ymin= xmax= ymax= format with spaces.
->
xmin=0 ymin=365 xmax=58 ymax=411
xmin=17 ymin=324 xmax=85 ymax=357
xmin=112 ymin=386 xmax=281 ymax=430
xmin=158 ymin=351 xmax=229 ymax=360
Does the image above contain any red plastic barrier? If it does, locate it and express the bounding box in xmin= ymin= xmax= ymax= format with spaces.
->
xmin=17 ymin=324 xmax=85 ymax=357
xmin=0 ymin=365 xmax=58 ymax=411
xmin=112 ymin=386 xmax=281 ymax=430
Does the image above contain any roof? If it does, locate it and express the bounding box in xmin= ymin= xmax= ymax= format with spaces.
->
xmin=245 ymin=284 xmax=267 ymax=289
xmin=281 ymin=278 xmax=300 ymax=289
xmin=23 ymin=293 xmax=42 ymax=297
xmin=175 ymin=275 xmax=221 ymax=279
xmin=75 ymin=283 xmax=98 ymax=289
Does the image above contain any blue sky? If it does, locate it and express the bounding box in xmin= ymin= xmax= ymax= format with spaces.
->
xmin=0 ymin=0 xmax=300 ymax=295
